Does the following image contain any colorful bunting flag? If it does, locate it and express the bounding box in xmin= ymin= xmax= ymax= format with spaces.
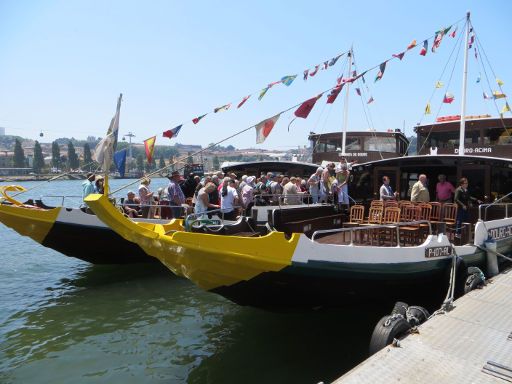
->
xmin=407 ymin=40 xmax=417 ymax=50
xmin=501 ymin=103 xmax=511 ymax=114
xmin=468 ymin=33 xmax=475 ymax=49
xmin=163 ymin=125 xmax=182 ymax=139
xmin=443 ymin=92 xmax=455 ymax=104
xmin=303 ymin=69 xmax=309 ymax=81
xmin=367 ymin=97 xmax=374 ymax=104
xmin=474 ymin=47 xmax=478 ymax=60
xmin=392 ymin=52 xmax=405 ymax=60
xmin=258 ymin=87 xmax=270 ymax=100
xmin=425 ymin=103 xmax=431 ymax=115
xmin=144 ymin=136 xmax=156 ymax=163
xmin=326 ymin=84 xmax=343 ymax=104
xmin=355 ymin=88 xmax=361 ymax=96
xmin=281 ymin=75 xmax=297 ymax=86
xmin=295 ymin=95 xmax=322 ymax=118
xmin=237 ymin=95 xmax=251 ymax=109
xmin=323 ymin=61 xmax=329 ymax=70
xmin=309 ymin=65 xmax=320 ymax=77
xmin=329 ymin=54 xmax=342 ymax=66
xmin=214 ymin=103 xmax=231 ymax=112
xmin=476 ymin=74 xmax=481 ymax=83
xmin=497 ymin=78 xmax=505 ymax=86
xmin=450 ymin=27 xmax=457 ymax=38
xmin=420 ymin=40 xmax=428 ymax=56
xmin=255 ymin=114 xmax=280 ymax=144
xmin=192 ymin=114 xmax=207 ymax=124
xmin=374 ymin=61 xmax=387 ymax=82
xmin=483 ymin=92 xmax=492 ymax=100
xmin=493 ymin=91 xmax=506 ymax=99
xmin=432 ymin=30 xmax=445 ymax=53
xmin=435 ymin=81 xmax=444 ymax=88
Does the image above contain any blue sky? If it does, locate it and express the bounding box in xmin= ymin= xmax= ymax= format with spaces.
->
xmin=0 ymin=0 xmax=510 ymax=150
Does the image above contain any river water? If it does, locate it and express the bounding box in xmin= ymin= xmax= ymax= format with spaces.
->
xmin=0 ymin=179 xmax=388 ymax=384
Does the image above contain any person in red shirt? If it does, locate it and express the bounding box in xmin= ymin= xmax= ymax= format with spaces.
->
xmin=436 ymin=174 xmax=455 ymax=203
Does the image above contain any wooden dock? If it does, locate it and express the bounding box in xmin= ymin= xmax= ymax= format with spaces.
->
xmin=334 ymin=268 xmax=512 ymax=383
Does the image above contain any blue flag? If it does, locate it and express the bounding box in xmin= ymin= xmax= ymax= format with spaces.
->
xmin=113 ymin=148 xmax=127 ymax=178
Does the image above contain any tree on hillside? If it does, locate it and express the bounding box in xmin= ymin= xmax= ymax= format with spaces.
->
xmin=67 ymin=141 xmax=79 ymax=170
xmin=212 ymin=155 xmax=220 ymax=170
xmin=51 ymin=141 xmax=60 ymax=169
xmin=83 ymin=143 xmax=93 ymax=170
xmin=33 ymin=141 xmax=45 ymax=173
xmin=13 ymin=139 xmax=25 ymax=168
xmin=159 ymin=155 xmax=165 ymax=169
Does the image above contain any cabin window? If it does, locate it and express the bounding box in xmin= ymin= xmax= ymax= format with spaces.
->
xmin=483 ymin=128 xmax=512 ymax=145
xmin=345 ymin=137 xmax=361 ymax=150
xmin=364 ymin=137 xmax=395 ymax=152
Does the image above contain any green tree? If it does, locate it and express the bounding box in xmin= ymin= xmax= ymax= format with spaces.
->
xmin=83 ymin=143 xmax=93 ymax=169
xmin=33 ymin=141 xmax=45 ymax=173
xmin=187 ymin=151 xmax=193 ymax=164
xmin=13 ymin=138 xmax=25 ymax=168
xmin=212 ymin=155 xmax=220 ymax=170
xmin=136 ymin=154 xmax=144 ymax=172
xmin=51 ymin=141 xmax=60 ymax=169
xmin=67 ymin=141 xmax=79 ymax=170
xmin=159 ymin=155 xmax=165 ymax=169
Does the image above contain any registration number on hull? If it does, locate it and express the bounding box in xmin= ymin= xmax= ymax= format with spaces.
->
xmin=425 ymin=246 xmax=452 ymax=258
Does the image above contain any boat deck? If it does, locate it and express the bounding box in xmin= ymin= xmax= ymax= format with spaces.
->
xmin=334 ymin=268 xmax=512 ymax=383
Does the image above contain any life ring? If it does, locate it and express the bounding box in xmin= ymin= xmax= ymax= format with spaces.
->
xmin=406 ymin=306 xmax=430 ymax=326
xmin=369 ymin=314 xmax=412 ymax=355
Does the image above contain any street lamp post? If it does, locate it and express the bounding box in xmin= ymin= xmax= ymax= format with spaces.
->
xmin=123 ymin=132 xmax=136 ymax=161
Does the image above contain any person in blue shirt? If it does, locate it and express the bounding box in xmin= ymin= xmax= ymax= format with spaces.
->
xmin=82 ymin=173 xmax=96 ymax=201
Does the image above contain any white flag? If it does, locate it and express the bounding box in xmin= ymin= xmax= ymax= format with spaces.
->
xmin=255 ymin=114 xmax=280 ymax=144
xmin=94 ymin=94 xmax=122 ymax=171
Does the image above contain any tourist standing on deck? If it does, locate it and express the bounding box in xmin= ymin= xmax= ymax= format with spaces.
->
xmin=411 ymin=174 xmax=430 ymax=202
xmin=195 ymin=182 xmax=219 ymax=216
xmin=220 ymin=178 xmax=239 ymax=220
xmin=380 ymin=176 xmax=398 ymax=201
xmin=167 ymin=171 xmax=186 ymax=218
xmin=335 ymin=163 xmax=350 ymax=208
xmin=138 ymin=177 xmax=154 ymax=218
xmin=82 ymin=173 xmax=96 ymax=201
xmin=436 ymin=174 xmax=455 ymax=203
xmin=241 ymin=176 xmax=256 ymax=215
xmin=308 ymin=167 xmax=324 ymax=204
xmin=454 ymin=177 xmax=482 ymax=236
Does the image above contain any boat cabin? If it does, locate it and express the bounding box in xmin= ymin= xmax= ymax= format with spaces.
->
xmin=221 ymin=160 xmax=319 ymax=179
xmin=415 ymin=115 xmax=512 ymax=158
xmin=308 ymin=130 xmax=409 ymax=164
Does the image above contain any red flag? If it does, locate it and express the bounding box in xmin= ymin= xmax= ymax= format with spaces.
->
xmin=144 ymin=136 xmax=156 ymax=163
xmin=420 ymin=40 xmax=428 ymax=56
xmin=443 ymin=92 xmax=455 ymax=104
xmin=326 ymin=84 xmax=343 ymax=104
xmin=309 ymin=65 xmax=320 ymax=77
xmin=162 ymin=125 xmax=182 ymax=139
xmin=192 ymin=114 xmax=206 ymax=124
xmin=392 ymin=52 xmax=405 ymax=60
xmin=295 ymin=95 xmax=321 ymax=118
xmin=450 ymin=27 xmax=457 ymax=38
xmin=237 ymin=95 xmax=251 ymax=109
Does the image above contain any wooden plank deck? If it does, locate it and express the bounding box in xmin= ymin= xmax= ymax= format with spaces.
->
xmin=334 ymin=268 xmax=512 ymax=383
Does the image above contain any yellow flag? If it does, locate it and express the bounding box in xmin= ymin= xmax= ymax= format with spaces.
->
xmin=493 ymin=91 xmax=506 ymax=99
xmin=501 ymin=103 xmax=511 ymax=114
xmin=435 ymin=81 xmax=444 ymax=88
xmin=497 ymin=78 xmax=504 ymax=86
xmin=425 ymin=103 xmax=431 ymax=115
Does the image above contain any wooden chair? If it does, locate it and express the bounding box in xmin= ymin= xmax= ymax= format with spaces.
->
xmin=417 ymin=203 xmax=433 ymax=240
xmin=361 ymin=206 xmax=383 ymax=245
xmin=370 ymin=200 xmax=384 ymax=208
xmin=380 ymin=207 xmax=401 ymax=245
xmin=342 ymin=204 xmax=365 ymax=242
xmin=428 ymin=201 xmax=442 ymax=233
xmin=442 ymin=203 xmax=458 ymax=240
xmin=384 ymin=200 xmax=398 ymax=208
xmin=399 ymin=205 xmax=422 ymax=245
xmin=398 ymin=200 xmax=413 ymax=209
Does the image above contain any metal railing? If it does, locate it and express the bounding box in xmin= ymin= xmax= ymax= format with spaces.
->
xmin=479 ymin=192 xmax=512 ymax=221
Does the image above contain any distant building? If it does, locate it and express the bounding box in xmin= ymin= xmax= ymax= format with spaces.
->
xmin=0 ymin=127 xmax=5 ymax=136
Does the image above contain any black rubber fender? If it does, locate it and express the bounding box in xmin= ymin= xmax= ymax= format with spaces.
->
xmin=369 ymin=315 xmax=412 ymax=355
xmin=464 ymin=273 xmax=485 ymax=294
xmin=391 ymin=301 xmax=408 ymax=317
xmin=406 ymin=306 xmax=430 ymax=326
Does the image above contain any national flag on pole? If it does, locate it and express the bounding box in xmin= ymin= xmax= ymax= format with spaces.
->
xmin=192 ymin=114 xmax=207 ymax=124
xmin=113 ymin=149 xmax=127 ymax=178
xmin=163 ymin=125 xmax=182 ymax=139
xmin=443 ymin=92 xmax=455 ymax=104
xmin=255 ymin=114 xmax=280 ymax=144
xmin=326 ymin=84 xmax=343 ymax=104
xmin=309 ymin=65 xmax=320 ymax=77
xmin=295 ymin=95 xmax=322 ymax=118
xmin=281 ymin=75 xmax=297 ymax=86
xmin=435 ymin=81 xmax=444 ymax=88
xmin=425 ymin=103 xmax=431 ymax=115
xmin=497 ymin=78 xmax=505 ymax=86
xmin=94 ymin=93 xmax=122 ymax=171
xmin=407 ymin=40 xmax=417 ymax=50
xmin=501 ymin=103 xmax=511 ymax=114
xmin=237 ymin=95 xmax=251 ymax=109
xmin=374 ymin=61 xmax=387 ymax=82
xmin=420 ymin=40 xmax=428 ymax=56
xmin=214 ymin=103 xmax=231 ymax=112
xmin=144 ymin=136 xmax=156 ymax=163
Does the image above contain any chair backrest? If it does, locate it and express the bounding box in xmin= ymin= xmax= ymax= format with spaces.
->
xmin=401 ymin=204 xmax=421 ymax=222
xmin=384 ymin=200 xmax=398 ymax=208
xmin=367 ymin=206 xmax=383 ymax=224
xmin=417 ymin=203 xmax=432 ymax=221
xmin=442 ymin=203 xmax=458 ymax=223
xmin=398 ymin=200 xmax=413 ymax=209
xmin=383 ymin=207 xmax=401 ymax=224
xmin=349 ymin=204 xmax=365 ymax=223
xmin=370 ymin=200 xmax=384 ymax=207
xmin=430 ymin=202 xmax=442 ymax=221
